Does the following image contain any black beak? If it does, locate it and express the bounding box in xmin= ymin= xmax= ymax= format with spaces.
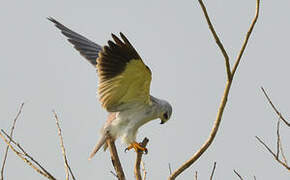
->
xmin=160 ymin=120 xmax=165 ymax=124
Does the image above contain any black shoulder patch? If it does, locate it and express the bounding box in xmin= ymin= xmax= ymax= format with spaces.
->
xmin=97 ymin=33 xmax=142 ymax=80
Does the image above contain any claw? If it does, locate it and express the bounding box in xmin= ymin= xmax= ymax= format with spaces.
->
xmin=125 ymin=141 xmax=148 ymax=154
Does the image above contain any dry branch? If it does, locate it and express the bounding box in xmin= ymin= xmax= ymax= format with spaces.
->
xmin=168 ymin=163 xmax=172 ymax=175
xmin=134 ymin=138 xmax=149 ymax=180
xmin=261 ymin=87 xmax=290 ymax=127
xmin=209 ymin=162 xmax=216 ymax=180
xmin=0 ymin=130 xmax=56 ymax=180
xmin=53 ymin=111 xmax=76 ymax=180
xmin=256 ymin=136 xmax=290 ymax=171
xmin=197 ymin=0 xmax=231 ymax=80
xmin=107 ymin=137 xmax=126 ymax=180
xmin=141 ymin=161 xmax=147 ymax=180
xmin=1 ymin=103 xmax=24 ymax=180
xmin=257 ymin=87 xmax=290 ymax=171
xmin=233 ymin=170 xmax=243 ymax=180
xmin=168 ymin=1 xmax=260 ymax=179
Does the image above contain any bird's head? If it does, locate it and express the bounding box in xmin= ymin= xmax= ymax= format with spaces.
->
xmin=159 ymin=100 xmax=172 ymax=124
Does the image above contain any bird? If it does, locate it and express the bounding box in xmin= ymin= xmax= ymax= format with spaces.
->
xmin=48 ymin=17 xmax=172 ymax=159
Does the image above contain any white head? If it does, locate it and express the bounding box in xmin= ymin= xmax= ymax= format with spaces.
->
xmin=150 ymin=96 xmax=172 ymax=124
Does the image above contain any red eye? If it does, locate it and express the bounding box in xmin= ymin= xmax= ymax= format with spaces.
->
xmin=163 ymin=113 xmax=168 ymax=119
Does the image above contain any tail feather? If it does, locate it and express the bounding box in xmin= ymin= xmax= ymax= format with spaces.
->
xmin=88 ymin=134 xmax=107 ymax=160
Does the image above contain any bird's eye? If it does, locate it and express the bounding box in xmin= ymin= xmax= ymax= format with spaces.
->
xmin=163 ymin=112 xmax=168 ymax=120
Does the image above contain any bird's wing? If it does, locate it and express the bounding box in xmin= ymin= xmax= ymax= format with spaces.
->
xmin=48 ymin=17 xmax=102 ymax=66
xmin=97 ymin=33 xmax=152 ymax=112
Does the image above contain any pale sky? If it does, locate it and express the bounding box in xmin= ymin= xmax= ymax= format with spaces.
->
xmin=1 ymin=0 xmax=290 ymax=179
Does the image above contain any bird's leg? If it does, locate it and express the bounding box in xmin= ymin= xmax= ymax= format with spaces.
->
xmin=125 ymin=141 xmax=148 ymax=154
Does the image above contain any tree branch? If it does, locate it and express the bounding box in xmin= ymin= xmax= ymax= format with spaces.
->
xmin=168 ymin=1 xmax=260 ymax=179
xmin=0 ymin=130 xmax=56 ymax=180
xmin=233 ymin=170 xmax=243 ymax=180
xmin=53 ymin=110 xmax=76 ymax=180
xmin=1 ymin=103 xmax=24 ymax=180
xmin=209 ymin=162 xmax=217 ymax=180
xmin=231 ymin=0 xmax=260 ymax=77
xmin=197 ymin=0 xmax=231 ymax=80
xmin=134 ymin=138 xmax=149 ymax=180
xmin=107 ymin=137 xmax=125 ymax=180
xmin=255 ymin=136 xmax=290 ymax=171
xmin=141 ymin=161 xmax=147 ymax=180
xmin=261 ymin=87 xmax=290 ymax=127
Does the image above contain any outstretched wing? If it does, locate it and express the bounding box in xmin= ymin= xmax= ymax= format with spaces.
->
xmin=97 ymin=33 xmax=152 ymax=111
xmin=48 ymin=17 xmax=102 ymax=66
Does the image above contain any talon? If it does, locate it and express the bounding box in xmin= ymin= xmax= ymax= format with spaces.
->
xmin=124 ymin=141 xmax=148 ymax=154
xmin=124 ymin=144 xmax=134 ymax=153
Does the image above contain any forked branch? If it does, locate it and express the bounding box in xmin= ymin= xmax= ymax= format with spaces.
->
xmin=256 ymin=87 xmax=289 ymax=171
xmin=1 ymin=103 xmax=24 ymax=180
xmin=134 ymin=138 xmax=149 ymax=180
xmin=0 ymin=130 xmax=56 ymax=180
xmin=168 ymin=1 xmax=260 ymax=179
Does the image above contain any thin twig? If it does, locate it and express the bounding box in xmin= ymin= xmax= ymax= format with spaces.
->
xmin=254 ymin=175 xmax=257 ymax=180
xmin=110 ymin=171 xmax=118 ymax=179
xmin=53 ymin=110 xmax=76 ymax=180
xmin=279 ymin=135 xmax=288 ymax=166
xmin=195 ymin=171 xmax=197 ymax=180
xmin=255 ymin=136 xmax=290 ymax=170
xmin=261 ymin=87 xmax=290 ymax=127
xmin=134 ymin=138 xmax=149 ymax=180
xmin=209 ymin=162 xmax=217 ymax=180
xmin=0 ymin=130 xmax=56 ymax=180
xmin=1 ymin=103 xmax=24 ymax=180
xmin=141 ymin=161 xmax=147 ymax=180
xmin=107 ymin=136 xmax=125 ymax=180
xmin=233 ymin=170 xmax=243 ymax=180
xmin=168 ymin=1 xmax=260 ymax=179
xmin=168 ymin=163 xmax=172 ymax=175
xmin=198 ymin=0 xmax=231 ymax=80
xmin=276 ymin=119 xmax=281 ymax=158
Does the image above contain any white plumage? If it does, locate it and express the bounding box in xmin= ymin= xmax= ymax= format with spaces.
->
xmin=48 ymin=18 xmax=173 ymax=159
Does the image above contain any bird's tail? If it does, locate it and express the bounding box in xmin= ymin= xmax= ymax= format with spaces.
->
xmin=88 ymin=134 xmax=107 ymax=160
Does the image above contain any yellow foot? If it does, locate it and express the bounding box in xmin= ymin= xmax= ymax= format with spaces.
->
xmin=125 ymin=141 xmax=148 ymax=154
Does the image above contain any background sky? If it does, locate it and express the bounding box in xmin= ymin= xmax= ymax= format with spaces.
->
xmin=1 ymin=0 xmax=289 ymax=179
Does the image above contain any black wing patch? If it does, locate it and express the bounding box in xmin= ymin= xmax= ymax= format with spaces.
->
xmin=48 ymin=17 xmax=102 ymax=66
xmin=97 ymin=32 xmax=142 ymax=80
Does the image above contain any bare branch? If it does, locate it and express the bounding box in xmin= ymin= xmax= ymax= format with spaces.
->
xmin=261 ymin=87 xmax=290 ymax=127
xmin=279 ymin=135 xmax=288 ymax=166
xmin=194 ymin=171 xmax=197 ymax=180
xmin=0 ymin=130 xmax=56 ymax=180
xmin=233 ymin=170 xmax=243 ymax=180
xmin=168 ymin=163 xmax=172 ymax=175
xmin=209 ymin=162 xmax=217 ymax=180
xmin=107 ymin=136 xmax=125 ymax=180
xmin=141 ymin=161 xmax=147 ymax=180
xmin=110 ymin=171 xmax=118 ymax=179
xmin=231 ymin=0 xmax=260 ymax=77
xmin=1 ymin=103 xmax=24 ymax=180
xmin=168 ymin=1 xmax=260 ymax=179
xmin=53 ymin=110 xmax=76 ymax=180
xmin=197 ymin=0 xmax=231 ymax=80
xmin=255 ymin=136 xmax=290 ymax=170
xmin=276 ymin=119 xmax=281 ymax=158
xmin=134 ymin=138 xmax=149 ymax=180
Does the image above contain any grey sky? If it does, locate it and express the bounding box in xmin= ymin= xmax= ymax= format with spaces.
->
xmin=1 ymin=0 xmax=289 ymax=179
